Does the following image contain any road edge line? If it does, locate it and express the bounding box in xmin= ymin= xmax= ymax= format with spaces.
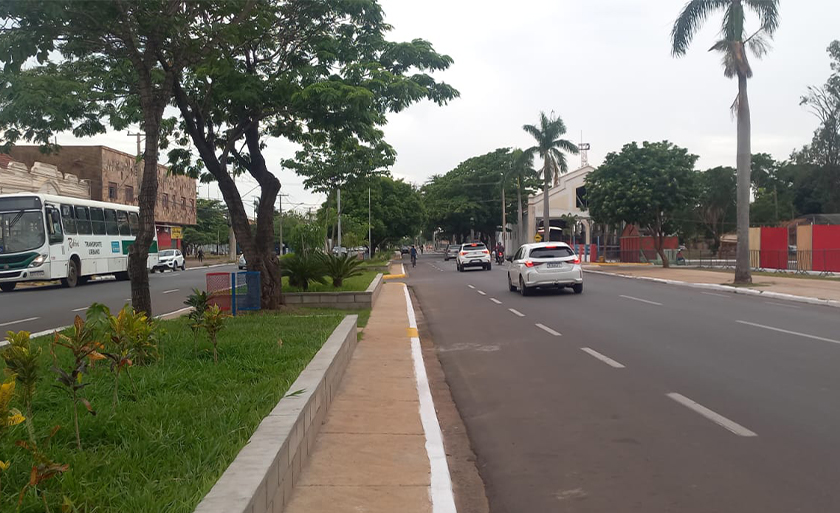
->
xmin=403 ymin=284 xmax=458 ymax=513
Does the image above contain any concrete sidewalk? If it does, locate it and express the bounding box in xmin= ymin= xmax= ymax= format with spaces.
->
xmin=585 ymin=265 xmax=840 ymax=302
xmin=284 ymin=281 xmax=445 ymax=513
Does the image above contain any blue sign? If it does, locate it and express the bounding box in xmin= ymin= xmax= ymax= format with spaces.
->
xmin=111 ymin=241 xmax=120 ymax=254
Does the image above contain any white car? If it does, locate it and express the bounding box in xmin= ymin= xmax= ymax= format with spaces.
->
xmin=238 ymin=253 xmax=247 ymax=270
xmin=507 ymin=242 xmax=583 ymax=295
xmin=153 ymin=249 xmax=185 ymax=272
xmin=456 ymin=242 xmax=491 ymax=271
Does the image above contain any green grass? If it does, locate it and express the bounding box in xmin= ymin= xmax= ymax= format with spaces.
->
xmin=297 ymin=307 xmax=372 ymax=328
xmin=283 ymin=269 xmax=379 ymax=293
xmin=704 ymin=268 xmax=840 ymax=282
xmin=0 ymin=312 xmax=345 ymax=512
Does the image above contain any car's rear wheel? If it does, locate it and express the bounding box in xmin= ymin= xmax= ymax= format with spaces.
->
xmin=486 ymin=263 xmax=492 ymax=271
xmin=572 ymin=283 xmax=583 ymax=294
xmin=519 ymin=277 xmax=530 ymax=296
xmin=507 ymin=274 xmax=516 ymax=292
xmin=181 ymin=262 xmax=186 ymax=271
xmin=0 ymin=282 xmax=16 ymax=292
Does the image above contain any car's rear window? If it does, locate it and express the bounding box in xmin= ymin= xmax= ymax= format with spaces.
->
xmin=462 ymin=244 xmax=486 ymax=251
xmin=530 ymin=246 xmax=574 ymax=258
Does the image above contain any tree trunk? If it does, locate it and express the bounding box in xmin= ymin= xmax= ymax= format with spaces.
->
xmin=734 ymin=72 xmax=752 ymax=284
xmin=542 ymin=155 xmax=551 ymax=242
xmin=129 ymin=114 xmax=161 ymax=316
xmin=657 ymin=233 xmax=670 ymax=268
xmin=517 ymin=176 xmax=523 ymax=248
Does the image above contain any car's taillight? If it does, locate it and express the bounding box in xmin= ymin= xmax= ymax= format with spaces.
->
xmin=482 ymin=250 xmax=489 ymax=255
xmin=573 ymin=256 xmax=581 ymax=264
xmin=524 ymin=260 xmax=535 ymax=268
xmin=460 ymin=252 xmax=466 ymax=256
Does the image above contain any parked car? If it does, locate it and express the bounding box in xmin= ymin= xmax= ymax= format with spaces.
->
xmin=444 ymin=244 xmax=461 ymax=261
xmin=456 ymin=242 xmax=491 ymax=271
xmin=238 ymin=253 xmax=246 ymax=270
xmin=507 ymin=242 xmax=583 ymax=295
xmin=153 ymin=249 xmax=185 ymax=272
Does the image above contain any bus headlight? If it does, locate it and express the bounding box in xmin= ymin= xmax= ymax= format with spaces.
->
xmin=29 ymin=254 xmax=48 ymax=268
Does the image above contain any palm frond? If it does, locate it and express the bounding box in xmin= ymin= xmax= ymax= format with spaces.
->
xmin=745 ymin=31 xmax=771 ymax=58
xmin=671 ymin=0 xmax=730 ymax=56
xmin=522 ymin=124 xmax=542 ymax=143
xmin=554 ymin=139 xmax=580 ymax=155
xmin=743 ymin=0 xmax=780 ymax=36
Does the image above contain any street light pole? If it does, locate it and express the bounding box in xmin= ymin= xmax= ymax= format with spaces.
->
xmin=368 ymin=186 xmax=372 ymax=259
xmin=337 ymin=188 xmax=342 ymax=249
xmin=470 ymin=216 xmax=475 ymax=242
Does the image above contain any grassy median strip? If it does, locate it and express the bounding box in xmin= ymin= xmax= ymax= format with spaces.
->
xmin=283 ymin=269 xmax=380 ymax=293
xmin=0 ymin=312 xmax=345 ymax=512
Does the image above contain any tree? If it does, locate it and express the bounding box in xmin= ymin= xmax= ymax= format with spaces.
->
xmin=585 ymin=141 xmax=699 ymax=267
xmin=671 ymin=0 xmax=780 ymax=283
xmin=510 ymin=148 xmax=540 ymax=245
xmin=750 ymin=153 xmax=795 ymax=225
xmin=522 ymin=112 xmax=579 ymax=240
xmin=696 ymin=166 xmax=736 ymax=251
xmin=0 ymin=1 xmax=253 ymax=315
xmin=165 ymin=0 xmax=457 ymax=309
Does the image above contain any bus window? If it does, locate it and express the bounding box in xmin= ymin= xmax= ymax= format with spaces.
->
xmin=60 ymin=204 xmax=76 ymax=234
xmin=90 ymin=207 xmax=106 ymax=235
xmin=117 ymin=211 xmax=131 ymax=236
xmin=74 ymin=206 xmax=92 ymax=235
xmin=45 ymin=206 xmax=63 ymax=244
xmin=104 ymin=209 xmax=119 ymax=235
xmin=128 ymin=212 xmax=140 ymax=235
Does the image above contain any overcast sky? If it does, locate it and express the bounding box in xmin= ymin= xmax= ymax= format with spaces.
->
xmin=61 ymin=0 xmax=840 ymax=214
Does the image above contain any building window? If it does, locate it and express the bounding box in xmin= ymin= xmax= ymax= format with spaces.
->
xmin=162 ymin=193 xmax=169 ymax=208
xmin=181 ymin=196 xmax=186 ymax=208
xmin=108 ymin=182 xmax=118 ymax=200
xmin=125 ymin=186 xmax=134 ymax=203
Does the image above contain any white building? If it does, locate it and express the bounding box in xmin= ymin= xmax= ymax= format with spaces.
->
xmin=0 ymin=154 xmax=90 ymax=198
xmin=523 ymin=165 xmax=595 ymax=246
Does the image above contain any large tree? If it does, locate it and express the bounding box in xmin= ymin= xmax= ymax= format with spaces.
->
xmin=671 ymin=0 xmax=780 ymax=283
xmin=585 ymin=141 xmax=699 ymax=267
xmin=697 ymin=166 xmax=736 ymax=252
xmin=0 ymin=0 xmax=253 ymax=315
xmin=522 ymin=111 xmax=579 ymax=240
xmin=165 ymin=0 xmax=457 ymax=309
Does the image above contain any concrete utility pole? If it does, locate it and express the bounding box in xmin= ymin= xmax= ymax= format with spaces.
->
xmin=127 ymin=131 xmax=145 ymax=193
xmin=368 ymin=186 xmax=372 ymax=258
xmin=278 ymin=193 xmax=283 ymax=255
xmin=229 ymin=174 xmax=237 ymax=260
xmin=337 ymin=188 xmax=342 ymax=249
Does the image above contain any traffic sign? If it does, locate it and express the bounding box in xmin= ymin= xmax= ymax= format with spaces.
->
xmin=171 ymin=226 xmax=183 ymax=240
xmin=534 ymin=233 xmax=543 ymax=242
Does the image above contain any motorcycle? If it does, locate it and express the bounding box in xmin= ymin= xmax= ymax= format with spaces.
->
xmin=495 ymin=250 xmax=505 ymax=265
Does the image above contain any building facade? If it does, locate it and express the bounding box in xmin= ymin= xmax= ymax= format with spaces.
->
xmin=9 ymin=146 xmax=196 ymax=249
xmin=525 ymin=165 xmax=595 ymax=246
xmin=0 ymin=155 xmax=90 ymax=198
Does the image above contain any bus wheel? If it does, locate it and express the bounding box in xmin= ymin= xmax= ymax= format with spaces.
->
xmin=62 ymin=259 xmax=79 ymax=288
xmin=0 ymin=282 xmax=16 ymax=292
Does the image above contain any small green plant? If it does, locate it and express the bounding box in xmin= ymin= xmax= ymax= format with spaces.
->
xmin=184 ymin=289 xmax=210 ymax=353
xmin=202 ymin=305 xmax=228 ymax=364
xmin=320 ymin=253 xmax=365 ymax=287
xmin=2 ymin=331 xmax=41 ymax=443
xmin=15 ymin=426 xmax=69 ymax=513
xmin=282 ymin=252 xmax=326 ymax=291
xmin=51 ymin=316 xmax=98 ymax=450
xmin=101 ymin=307 xmax=137 ymax=409
xmin=0 ymin=377 xmax=25 ymax=497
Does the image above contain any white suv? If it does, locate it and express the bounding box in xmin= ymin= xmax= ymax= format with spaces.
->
xmin=507 ymin=242 xmax=583 ymax=295
xmin=153 ymin=249 xmax=185 ymax=272
xmin=456 ymin=243 xmax=492 ymax=271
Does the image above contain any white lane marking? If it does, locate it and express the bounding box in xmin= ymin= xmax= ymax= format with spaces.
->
xmin=619 ymin=295 xmax=663 ymax=306
xmin=701 ymin=292 xmax=729 ymax=298
xmin=765 ymin=301 xmax=801 ymax=309
xmin=736 ymin=320 xmax=840 ymax=345
xmin=581 ymin=347 xmax=625 ymax=368
xmin=403 ymin=285 xmax=457 ymax=513
xmin=467 ymin=285 xmax=475 ymax=289
xmin=508 ymin=308 xmax=525 ymax=317
xmin=124 ymin=298 xmax=132 ymax=302
xmin=401 ymin=263 xmax=406 ymax=275
xmin=477 ymin=290 xmax=486 ymax=296
xmin=162 ymin=289 xmax=180 ymax=294
xmin=667 ymin=393 xmax=757 ymax=437
xmin=535 ymin=323 xmax=562 ymax=337
xmin=0 ymin=317 xmax=40 ymax=328
xmin=490 ymin=298 xmax=502 ymax=304
xmin=71 ymin=307 xmax=88 ymax=313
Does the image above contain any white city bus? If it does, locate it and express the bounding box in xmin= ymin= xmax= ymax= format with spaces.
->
xmin=0 ymin=193 xmax=159 ymax=292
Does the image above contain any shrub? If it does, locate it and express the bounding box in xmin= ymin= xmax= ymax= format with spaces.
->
xmin=2 ymin=331 xmax=40 ymax=443
xmin=282 ymin=252 xmax=326 ymax=291
xmin=51 ymin=316 xmax=99 ymax=450
xmin=202 ymin=305 xmax=228 ymax=363
xmin=184 ymin=289 xmax=210 ymax=353
xmin=320 ymin=253 xmax=365 ymax=287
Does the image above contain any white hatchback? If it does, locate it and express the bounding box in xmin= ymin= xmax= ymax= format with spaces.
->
xmin=456 ymin=242 xmax=492 ymax=271
xmin=507 ymin=242 xmax=583 ymax=295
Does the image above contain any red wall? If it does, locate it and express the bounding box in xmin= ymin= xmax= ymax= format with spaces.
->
xmin=812 ymin=225 xmax=840 ymax=272
xmin=157 ymin=229 xmax=172 ymax=250
xmin=620 ymin=236 xmax=678 ymax=262
xmin=759 ymin=227 xmax=787 ymax=269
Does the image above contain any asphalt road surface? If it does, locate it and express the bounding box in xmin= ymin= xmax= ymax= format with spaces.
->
xmin=0 ymin=264 xmax=236 ymax=334
xmin=408 ymin=253 xmax=840 ymax=513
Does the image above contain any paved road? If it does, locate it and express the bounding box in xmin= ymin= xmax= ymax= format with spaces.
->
xmin=0 ymin=264 xmax=236 ymax=334
xmin=408 ymin=253 xmax=840 ymax=513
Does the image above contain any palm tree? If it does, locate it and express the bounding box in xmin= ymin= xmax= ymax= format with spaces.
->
xmin=671 ymin=0 xmax=780 ymax=284
xmin=523 ymin=112 xmax=579 ymax=242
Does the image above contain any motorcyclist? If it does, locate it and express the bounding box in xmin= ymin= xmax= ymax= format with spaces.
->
xmin=410 ymin=245 xmax=418 ymax=267
xmin=494 ymin=242 xmax=505 ymax=263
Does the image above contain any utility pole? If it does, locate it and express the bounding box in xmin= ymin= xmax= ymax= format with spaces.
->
xmin=278 ymin=193 xmax=283 ymax=255
xmin=229 ymin=174 xmax=237 ymax=260
xmin=368 ymin=186 xmax=372 ymax=259
xmin=337 ymin=188 xmax=342 ymax=249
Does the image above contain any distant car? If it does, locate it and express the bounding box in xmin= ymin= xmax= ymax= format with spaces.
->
xmin=444 ymin=244 xmax=461 ymax=261
xmin=456 ymin=242 xmax=491 ymax=271
xmin=400 ymin=246 xmax=410 ymax=255
xmin=153 ymin=249 xmax=185 ymax=272
xmin=507 ymin=242 xmax=583 ymax=295
xmin=332 ymin=246 xmax=348 ymax=256
xmin=237 ymin=253 xmax=247 ymax=270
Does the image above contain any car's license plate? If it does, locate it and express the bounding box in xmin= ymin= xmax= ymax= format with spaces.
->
xmin=547 ymin=262 xmax=565 ymax=269
xmin=471 ymin=259 xmax=482 ymax=263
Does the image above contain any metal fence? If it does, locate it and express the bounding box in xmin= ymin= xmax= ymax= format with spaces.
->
xmin=206 ymin=271 xmax=261 ymax=315
xmin=676 ymin=250 xmax=839 ymax=276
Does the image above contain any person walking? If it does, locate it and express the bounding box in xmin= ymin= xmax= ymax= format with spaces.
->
xmin=198 ymin=248 xmax=204 ymax=264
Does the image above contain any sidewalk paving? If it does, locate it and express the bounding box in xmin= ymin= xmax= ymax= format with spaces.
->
xmin=284 ymin=281 xmax=435 ymax=513
xmin=585 ymin=265 xmax=840 ymax=302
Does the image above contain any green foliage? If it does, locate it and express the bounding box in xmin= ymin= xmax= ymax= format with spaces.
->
xmin=14 ymin=426 xmax=69 ymax=512
xmin=585 ymin=141 xmax=699 ymax=266
xmin=202 ymin=306 xmax=228 ymax=364
xmin=286 ymin=218 xmax=326 ymax=256
xmin=285 ymin=137 xmax=394 ymax=194
xmin=51 ymin=316 xmax=99 ymax=451
xmin=320 ymin=254 xmax=366 ymax=288
xmin=697 ymin=166 xmax=737 ymax=248
xmin=2 ymin=331 xmax=40 ymax=444
xmin=522 ymin=112 xmax=580 ymax=186
xmin=281 ymin=253 xmax=327 ymax=292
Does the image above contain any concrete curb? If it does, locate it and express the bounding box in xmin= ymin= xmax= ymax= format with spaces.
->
xmin=584 ymin=269 xmax=840 ymax=309
xmin=193 ymin=315 xmax=359 ymax=513
xmin=283 ymin=273 xmax=383 ymax=309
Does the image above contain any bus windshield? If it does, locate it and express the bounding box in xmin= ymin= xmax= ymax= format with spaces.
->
xmin=0 ymin=210 xmax=45 ymax=254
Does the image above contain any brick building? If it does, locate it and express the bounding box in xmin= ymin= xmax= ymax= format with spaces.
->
xmin=9 ymin=145 xmax=196 ymax=249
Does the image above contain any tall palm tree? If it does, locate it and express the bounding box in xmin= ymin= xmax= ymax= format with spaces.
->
xmin=523 ymin=112 xmax=579 ymax=242
xmin=671 ymin=0 xmax=780 ymax=284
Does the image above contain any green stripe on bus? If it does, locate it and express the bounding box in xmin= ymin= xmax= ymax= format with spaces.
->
xmin=121 ymin=240 xmax=159 ymax=255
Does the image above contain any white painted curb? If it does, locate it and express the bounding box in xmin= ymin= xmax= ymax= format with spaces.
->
xmin=584 ymin=269 xmax=840 ymax=309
